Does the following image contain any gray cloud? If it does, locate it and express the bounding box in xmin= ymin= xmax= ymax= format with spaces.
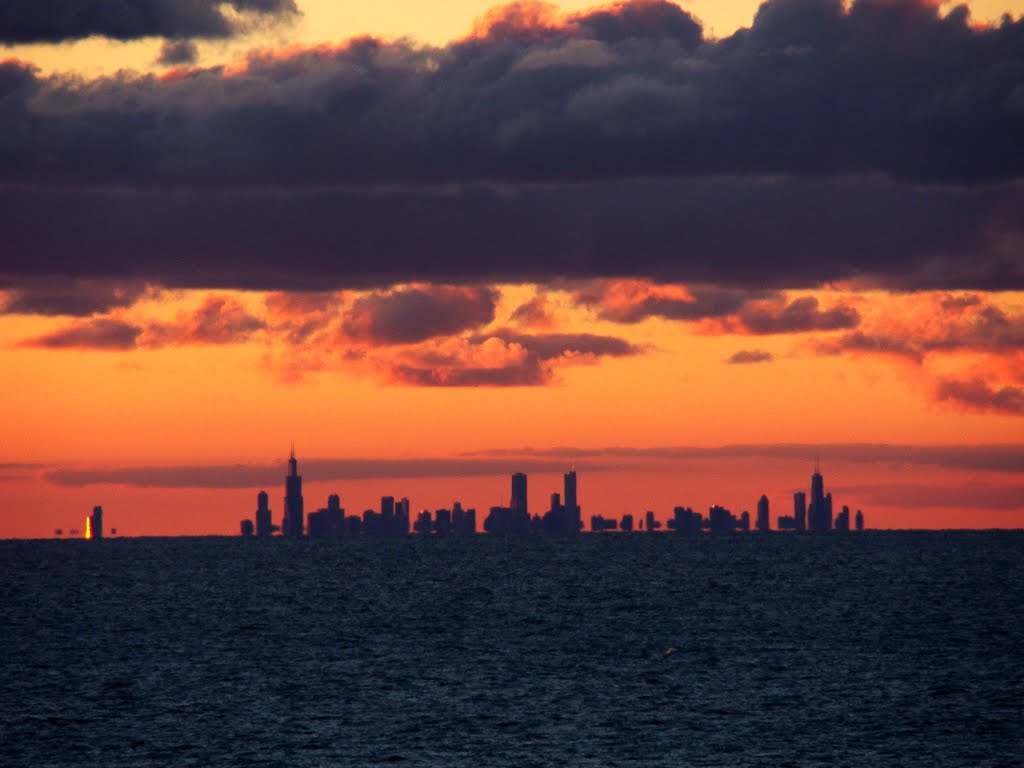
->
xmin=482 ymin=329 xmax=643 ymax=360
xmin=1 ymin=278 xmax=150 ymax=316
xmin=381 ymin=329 xmax=642 ymax=387
xmin=18 ymin=295 xmax=264 ymax=350
xmin=342 ymin=286 xmax=498 ymax=345
xmin=158 ymin=40 xmax=200 ymax=67
xmin=935 ymin=378 xmax=1024 ymax=415
xmin=576 ymin=283 xmax=775 ymax=323
xmin=726 ymin=349 xmax=774 ymax=364
xmin=20 ymin=318 xmax=142 ymax=350
xmin=736 ymin=296 xmax=860 ymax=334
xmin=389 ymin=358 xmax=550 ymax=387
xmin=0 ymin=0 xmax=298 ymax=44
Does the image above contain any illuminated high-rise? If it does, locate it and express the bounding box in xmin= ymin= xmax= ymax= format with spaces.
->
xmin=86 ymin=505 xmax=103 ymax=540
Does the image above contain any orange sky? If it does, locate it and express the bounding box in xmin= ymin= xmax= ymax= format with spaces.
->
xmin=1 ymin=1 xmax=1023 ymax=536
xmin=2 ymin=284 xmax=1022 ymax=536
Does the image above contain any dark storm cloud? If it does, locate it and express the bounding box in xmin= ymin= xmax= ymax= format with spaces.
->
xmin=726 ymin=349 xmax=774 ymax=364
xmin=935 ymin=378 xmax=1024 ymax=415
xmin=20 ymin=318 xmax=142 ymax=350
xmin=1 ymin=278 xmax=149 ymax=316
xmin=0 ymin=0 xmax=298 ymax=44
xmin=1 ymin=177 xmax=1019 ymax=290
xmin=158 ymin=40 xmax=200 ymax=67
xmin=342 ymin=286 xmax=498 ymax=345
xmin=0 ymin=0 xmax=1022 ymax=188
xmin=0 ymin=0 xmax=1023 ymax=290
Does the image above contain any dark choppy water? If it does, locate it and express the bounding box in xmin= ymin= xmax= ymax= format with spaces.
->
xmin=2 ymin=533 xmax=1022 ymax=767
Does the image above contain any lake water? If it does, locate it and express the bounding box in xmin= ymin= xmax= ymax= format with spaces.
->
xmin=2 ymin=532 xmax=1021 ymax=767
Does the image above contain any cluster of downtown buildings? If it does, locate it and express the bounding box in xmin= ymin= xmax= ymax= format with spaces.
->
xmin=237 ymin=451 xmax=865 ymax=538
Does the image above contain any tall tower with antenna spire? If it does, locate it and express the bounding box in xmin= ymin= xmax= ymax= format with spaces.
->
xmin=283 ymin=445 xmax=304 ymax=537
xmin=809 ymin=457 xmax=825 ymax=531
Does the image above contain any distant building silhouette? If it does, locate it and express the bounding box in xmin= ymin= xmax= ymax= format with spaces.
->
xmin=645 ymin=510 xmax=661 ymax=531
xmin=793 ymin=492 xmax=807 ymax=531
xmin=86 ymin=505 xmax=103 ymax=540
xmin=240 ymin=519 xmax=255 ymax=537
xmin=708 ymin=504 xmax=738 ymax=534
xmin=809 ymin=461 xmax=826 ymax=531
xmin=414 ymin=510 xmax=432 ymax=534
xmin=564 ymin=469 xmax=581 ymax=532
xmin=396 ymin=498 xmax=411 ymax=535
xmin=282 ymin=448 xmax=304 ymax=537
xmin=756 ymin=495 xmax=770 ymax=532
xmin=308 ymin=493 xmax=345 ymax=538
xmin=620 ymin=513 xmax=634 ymax=533
xmin=671 ymin=506 xmax=701 ymax=534
xmin=256 ymin=490 xmax=273 ymax=537
xmin=484 ymin=504 xmax=530 ymax=534
xmin=777 ymin=514 xmax=796 ymax=530
xmin=511 ymin=473 xmax=528 ymax=518
xmin=590 ymin=514 xmax=617 ymax=532
xmin=452 ymin=502 xmax=476 ymax=535
xmin=855 ymin=509 xmax=864 ymax=531
xmin=434 ymin=508 xmax=453 ymax=535
xmin=835 ymin=504 xmax=850 ymax=532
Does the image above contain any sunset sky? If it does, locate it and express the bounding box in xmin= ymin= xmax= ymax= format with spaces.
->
xmin=2 ymin=0 xmax=1023 ymax=537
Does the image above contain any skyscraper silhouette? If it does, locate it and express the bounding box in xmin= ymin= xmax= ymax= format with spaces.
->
xmin=756 ymin=494 xmax=770 ymax=532
xmin=809 ymin=460 xmax=825 ymax=531
xmin=256 ymin=490 xmax=273 ymax=538
xmin=283 ymin=448 xmax=304 ymax=537
xmin=793 ymin=492 xmax=807 ymax=531
xmin=564 ymin=469 xmax=580 ymax=532
xmin=511 ymin=473 xmax=528 ymax=518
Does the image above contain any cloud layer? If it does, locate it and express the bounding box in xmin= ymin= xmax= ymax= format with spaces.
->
xmin=0 ymin=0 xmax=1021 ymax=290
xmin=38 ymin=441 xmax=1024 ymax=489
xmin=0 ymin=0 xmax=298 ymax=43
xmin=2 ymin=0 xmax=1021 ymax=186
